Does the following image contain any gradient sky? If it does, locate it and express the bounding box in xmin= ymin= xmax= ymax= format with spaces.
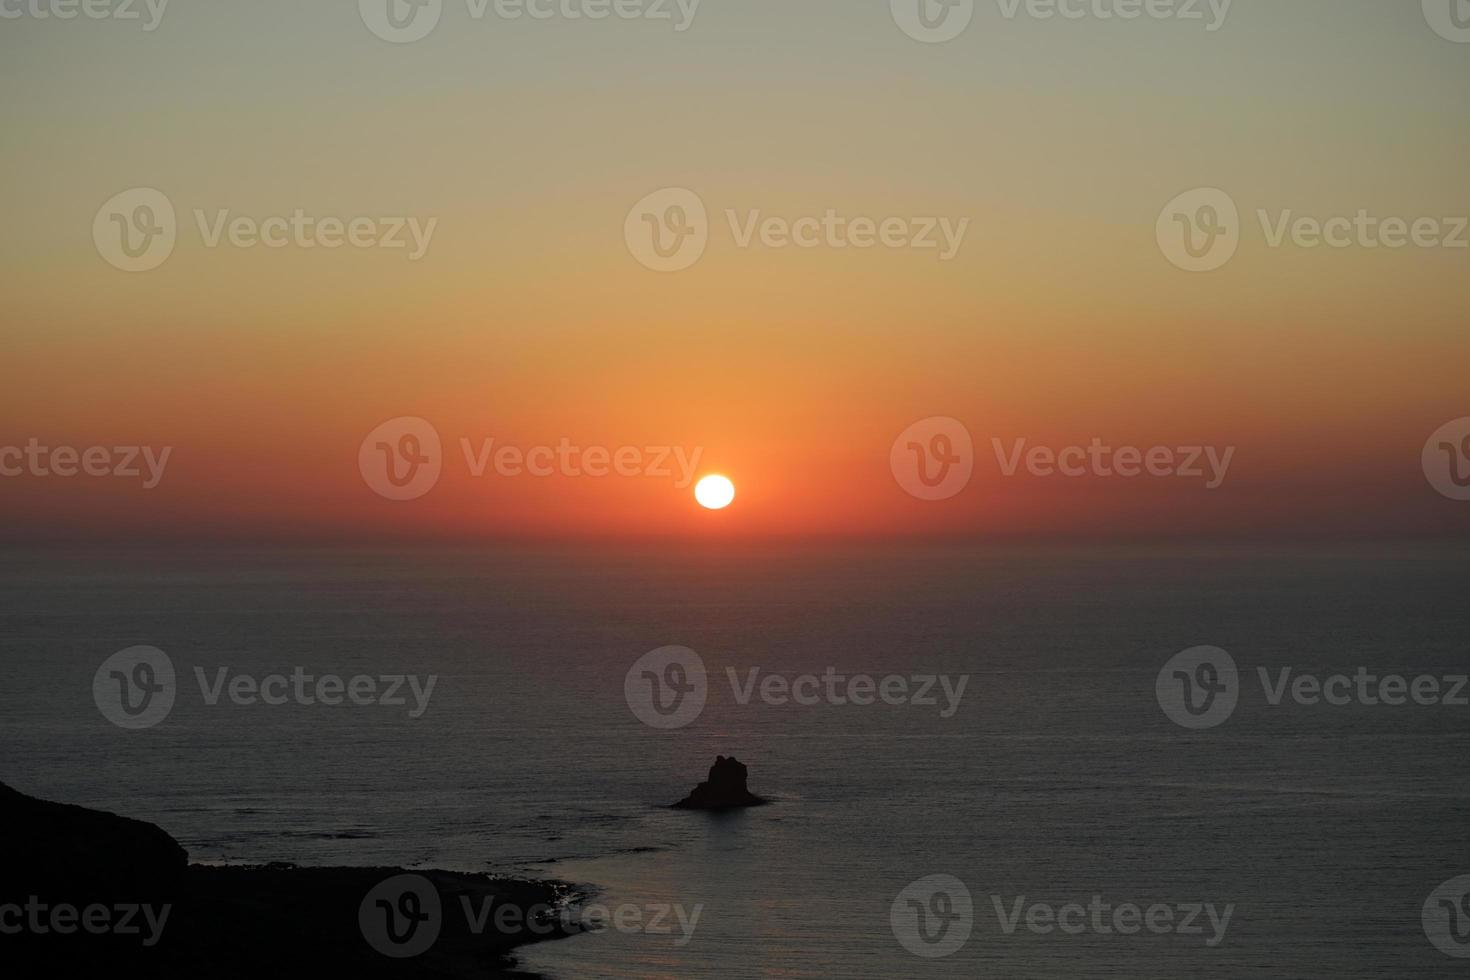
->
xmin=2 ymin=0 xmax=1467 ymax=542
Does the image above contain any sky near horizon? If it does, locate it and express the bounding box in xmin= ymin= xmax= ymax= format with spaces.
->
xmin=2 ymin=0 xmax=1468 ymax=541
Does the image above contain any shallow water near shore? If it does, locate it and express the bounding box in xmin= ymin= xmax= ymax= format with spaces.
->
xmin=3 ymin=542 xmax=1468 ymax=977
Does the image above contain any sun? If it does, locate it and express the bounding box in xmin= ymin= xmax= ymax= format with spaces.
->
xmin=694 ymin=475 xmax=736 ymax=510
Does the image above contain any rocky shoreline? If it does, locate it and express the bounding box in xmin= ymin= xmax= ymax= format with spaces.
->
xmin=1 ymin=781 xmax=577 ymax=977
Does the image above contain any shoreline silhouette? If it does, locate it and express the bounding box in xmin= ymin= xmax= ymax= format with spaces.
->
xmin=2 ymin=781 xmax=579 ymax=977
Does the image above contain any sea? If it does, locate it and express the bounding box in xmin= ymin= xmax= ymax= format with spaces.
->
xmin=3 ymin=542 xmax=1468 ymax=978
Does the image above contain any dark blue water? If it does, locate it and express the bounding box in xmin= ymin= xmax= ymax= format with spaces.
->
xmin=3 ymin=543 xmax=1468 ymax=977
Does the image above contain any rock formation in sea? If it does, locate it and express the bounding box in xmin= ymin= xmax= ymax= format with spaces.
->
xmin=672 ymin=755 xmax=768 ymax=810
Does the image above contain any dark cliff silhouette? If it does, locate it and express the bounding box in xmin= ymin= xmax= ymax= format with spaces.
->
xmin=672 ymin=756 xmax=768 ymax=810
xmin=1 ymin=781 xmax=572 ymax=978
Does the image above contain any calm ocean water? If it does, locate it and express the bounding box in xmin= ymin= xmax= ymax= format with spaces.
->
xmin=3 ymin=543 xmax=1468 ymax=977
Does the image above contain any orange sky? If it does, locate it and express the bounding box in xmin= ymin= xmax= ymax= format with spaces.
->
xmin=2 ymin=2 xmax=1467 ymax=543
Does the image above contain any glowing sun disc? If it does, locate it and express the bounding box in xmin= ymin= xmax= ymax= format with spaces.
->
xmin=694 ymin=475 xmax=736 ymax=510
